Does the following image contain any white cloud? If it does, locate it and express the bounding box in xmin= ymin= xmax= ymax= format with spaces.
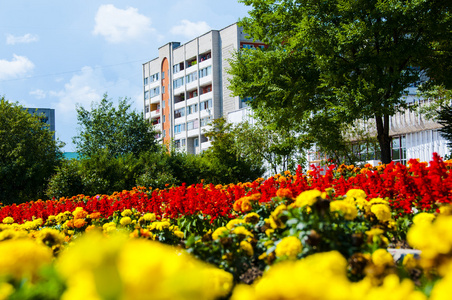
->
xmin=0 ymin=54 xmax=34 ymax=80
xmin=170 ymin=20 xmax=211 ymax=39
xmin=6 ymin=33 xmax=39 ymax=45
xmin=29 ymin=89 xmax=46 ymax=99
xmin=92 ymin=4 xmax=154 ymax=43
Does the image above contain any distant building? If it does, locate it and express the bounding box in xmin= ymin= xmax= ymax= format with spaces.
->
xmin=142 ymin=23 xmax=265 ymax=154
xmin=26 ymin=108 xmax=56 ymax=139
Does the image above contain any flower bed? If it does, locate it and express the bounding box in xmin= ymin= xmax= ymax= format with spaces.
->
xmin=1 ymin=154 xmax=452 ymax=299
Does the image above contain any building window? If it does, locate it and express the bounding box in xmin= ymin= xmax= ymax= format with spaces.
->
xmin=188 ymin=89 xmax=198 ymax=99
xmin=194 ymin=138 xmax=199 ymax=147
xmin=173 ymin=62 xmax=184 ymax=74
xmin=162 ymin=130 xmax=166 ymax=137
xmin=162 ymin=71 xmax=165 ymax=79
xmin=199 ymin=66 xmax=212 ymax=78
xmin=162 ymin=86 xmax=165 ymax=94
xmin=200 ymin=84 xmax=212 ymax=95
xmin=145 ymin=105 xmax=150 ymax=113
xmin=186 ymin=71 xmax=198 ymax=83
xmin=186 ymin=57 xmax=197 ymax=68
xmin=392 ymin=135 xmax=406 ymax=165
xmin=188 ymin=104 xmax=198 ymax=115
xmin=187 ymin=119 xmax=199 ymax=130
xmin=144 ymin=77 xmax=149 ymax=85
xmin=144 ymin=91 xmax=150 ymax=99
xmin=201 ymin=116 xmax=211 ymax=127
xmin=200 ymin=99 xmax=212 ymax=110
xmin=149 ymin=73 xmax=159 ymax=82
xmin=150 ymin=86 xmax=160 ymax=98
xmin=174 ymin=123 xmax=185 ymax=134
xmin=163 ymin=115 xmax=166 ymax=123
xmin=199 ymin=51 xmax=211 ymax=62
xmin=162 ymin=100 xmax=165 ymax=108
xmin=174 ymin=108 xmax=185 ymax=118
xmin=173 ymin=77 xmax=184 ymax=89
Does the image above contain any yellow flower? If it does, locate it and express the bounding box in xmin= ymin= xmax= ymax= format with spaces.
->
xmin=173 ymin=230 xmax=184 ymax=239
xmin=294 ymin=189 xmax=321 ymax=207
xmin=240 ymin=241 xmax=254 ymax=256
xmin=0 ymin=238 xmax=53 ymax=281
xmin=2 ymin=217 xmax=14 ymax=224
xmin=120 ymin=217 xmax=132 ymax=226
xmin=241 ymin=199 xmax=253 ymax=212
xmin=330 ymin=200 xmax=358 ymax=220
xmin=35 ymin=228 xmax=65 ymax=248
xmin=121 ymin=209 xmax=133 ymax=217
xmin=402 ymin=254 xmax=418 ymax=270
xmin=412 ymin=212 xmax=436 ymax=225
xmin=346 ymin=189 xmax=367 ymax=200
xmin=244 ymin=212 xmax=260 ymax=224
xmin=212 ymin=227 xmax=229 ymax=240
xmin=143 ymin=213 xmax=156 ymax=222
xmin=371 ymin=204 xmax=392 ymax=222
xmin=226 ymin=218 xmax=244 ymax=229
xmin=275 ymin=236 xmax=302 ymax=259
xmin=371 ymin=249 xmax=394 ymax=267
xmin=74 ymin=219 xmax=87 ymax=228
xmin=232 ymin=226 xmax=253 ymax=238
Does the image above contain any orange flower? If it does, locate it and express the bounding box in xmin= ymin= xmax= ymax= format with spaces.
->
xmin=73 ymin=219 xmax=87 ymax=228
xmin=241 ymin=199 xmax=253 ymax=212
xmin=233 ymin=199 xmax=243 ymax=212
xmin=72 ymin=207 xmax=88 ymax=219
xmin=89 ymin=212 xmax=101 ymax=219
xmin=276 ymin=188 xmax=293 ymax=199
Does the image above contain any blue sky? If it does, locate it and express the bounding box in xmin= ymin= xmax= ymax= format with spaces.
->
xmin=0 ymin=1 xmax=250 ymax=151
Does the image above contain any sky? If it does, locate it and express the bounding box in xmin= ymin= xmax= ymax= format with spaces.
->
xmin=0 ymin=1 xmax=250 ymax=152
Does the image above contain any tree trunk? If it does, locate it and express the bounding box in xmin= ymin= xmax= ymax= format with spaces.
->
xmin=375 ymin=114 xmax=392 ymax=164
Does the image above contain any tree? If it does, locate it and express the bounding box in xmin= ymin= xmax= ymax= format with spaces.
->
xmin=0 ymin=97 xmax=63 ymax=204
xmin=73 ymin=94 xmax=158 ymax=158
xmin=230 ymin=0 xmax=452 ymax=163
xmin=232 ymin=120 xmax=308 ymax=174
xmin=202 ymin=118 xmax=265 ymax=183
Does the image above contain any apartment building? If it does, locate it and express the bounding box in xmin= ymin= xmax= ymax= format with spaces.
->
xmin=142 ymin=23 xmax=264 ymax=154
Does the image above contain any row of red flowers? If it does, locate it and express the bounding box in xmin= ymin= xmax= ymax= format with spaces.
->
xmin=2 ymin=153 xmax=452 ymax=224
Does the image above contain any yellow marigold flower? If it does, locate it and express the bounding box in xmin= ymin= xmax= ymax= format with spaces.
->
xmin=402 ymin=254 xmax=418 ymax=270
xmin=233 ymin=226 xmax=253 ymax=238
xmin=369 ymin=197 xmax=389 ymax=206
xmin=330 ymin=200 xmax=358 ymax=220
xmin=143 ymin=213 xmax=156 ymax=222
xmin=371 ymin=204 xmax=392 ymax=222
xmin=294 ymin=189 xmax=321 ymax=207
xmin=0 ymin=228 xmax=28 ymax=241
xmin=439 ymin=205 xmax=452 ymax=216
xmin=2 ymin=217 xmax=14 ymax=224
xmin=271 ymin=204 xmax=287 ymax=218
xmin=0 ymin=238 xmax=53 ymax=281
xmin=120 ymin=217 xmax=132 ymax=226
xmin=121 ymin=209 xmax=133 ymax=217
xmin=371 ymin=249 xmax=394 ymax=267
xmin=0 ymin=282 xmax=14 ymax=299
xmin=355 ymin=197 xmax=369 ymax=210
xmin=362 ymin=274 xmax=427 ymax=300
xmin=249 ymin=193 xmax=261 ymax=201
xmin=212 ymin=227 xmax=229 ymax=240
xmin=173 ymin=230 xmax=184 ymax=239
xmin=36 ymin=228 xmax=65 ymax=247
xmin=413 ymin=212 xmax=436 ymax=225
xmin=240 ymin=241 xmax=254 ymax=256
xmin=244 ymin=212 xmax=260 ymax=224
xmin=265 ymin=228 xmax=274 ymax=237
xmin=430 ymin=272 xmax=452 ymax=300
xmin=226 ymin=218 xmax=244 ymax=229
xmin=275 ymin=236 xmax=302 ymax=259
xmin=34 ymin=218 xmax=43 ymax=226
xmin=345 ymin=189 xmax=367 ymax=199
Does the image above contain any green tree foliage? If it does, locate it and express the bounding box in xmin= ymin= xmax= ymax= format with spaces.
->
xmin=0 ymin=97 xmax=63 ymax=204
xmin=203 ymin=118 xmax=265 ymax=183
xmin=230 ymin=0 xmax=452 ymax=163
xmin=416 ymin=85 xmax=452 ymax=121
xmin=232 ymin=120 xmax=307 ymax=174
xmin=73 ymin=94 xmax=158 ymax=158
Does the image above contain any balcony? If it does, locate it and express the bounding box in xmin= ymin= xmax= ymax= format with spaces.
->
xmin=150 ymin=95 xmax=161 ymax=104
xmin=150 ymin=109 xmax=160 ymax=119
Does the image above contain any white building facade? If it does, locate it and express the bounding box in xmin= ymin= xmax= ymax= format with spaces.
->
xmin=143 ymin=23 xmax=264 ymax=154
